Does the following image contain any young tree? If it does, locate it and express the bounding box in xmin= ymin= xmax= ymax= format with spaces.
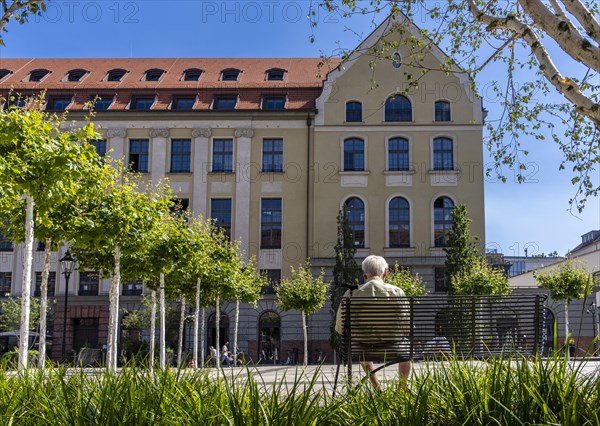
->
xmin=0 ymin=97 xmax=101 ymax=369
xmin=451 ymin=256 xmax=511 ymax=296
xmin=276 ymin=262 xmax=329 ymax=366
xmin=535 ymin=260 xmax=594 ymax=356
xmin=386 ymin=263 xmax=428 ymax=296
xmin=444 ymin=204 xmax=479 ymax=291
xmin=313 ymin=1 xmax=600 ymax=210
xmin=330 ymin=207 xmax=360 ymax=355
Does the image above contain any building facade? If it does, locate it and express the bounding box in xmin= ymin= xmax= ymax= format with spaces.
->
xmin=0 ymin=15 xmax=485 ymax=363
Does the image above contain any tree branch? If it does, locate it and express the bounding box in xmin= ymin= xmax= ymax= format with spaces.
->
xmin=517 ymin=0 xmax=600 ymax=73
xmin=0 ymin=1 xmax=45 ymax=33
xmin=466 ymin=0 xmax=600 ymax=128
xmin=560 ymin=0 xmax=600 ymax=45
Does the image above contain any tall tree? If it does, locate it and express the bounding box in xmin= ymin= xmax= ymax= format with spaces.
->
xmin=330 ymin=207 xmax=359 ymax=356
xmin=444 ymin=204 xmax=479 ymax=292
xmin=276 ymin=262 xmax=329 ymax=366
xmin=0 ymin=97 xmax=101 ymax=370
xmin=535 ymin=259 xmax=594 ymax=357
xmin=313 ymin=1 xmax=600 ymax=210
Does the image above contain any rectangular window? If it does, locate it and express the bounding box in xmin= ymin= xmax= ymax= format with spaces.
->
xmin=0 ymin=272 xmax=11 ymax=295
xmin=261 ymin=198 xmax=282 ymax=249
xmin=172 ymin=97 xmax=196 ymax=110
xmin=262 ymin=96 xmax=286 ymax=110
xmin=93 ymin=96 xmax=113 ymax=111
xmin=91 ymin=139 xmax=107 ymax=158
xmin=435 ymin=101 xmax=451 ymax=121
xmin=213 ymin=96 xmax=237 ymax=110
xmin=433 ymin=138 xmax=454 ymax=171
xmin=212 ymin=139 xmax=233 ymax=172
xmin=129 ymin=139 xmax=149 ymax=172
xmin=170 ymin=198 xmax=190 ymax=217
xmin=0 ymin=232 xmax=13 ymax=251
xmin=260 ymin=269 xmax=281 ymax=295
xmin=211 ymin=198 xmax=232 ymax=241
xmin=388 ymin=138 xmax=409 ymax=171
xmin=34 ymin=271 xmax=56 ymax=297
xmin=48 ymin=97 xmax=72 ymax=111
xmin=79 ymin=271 xmax=99 ymax=296
xmin=131 ymin=97 xmax=155 ymax=110
xmin=170 ymin=139 xmax=191 ymax=173
xmin=343 ymin=138 xmax=365 ymax=171
xmin=123 ymin=279 xmax=143 ymax=296
xmin=262 ymin=139 xmax=283 ymax=172
xmin=434 ymin=267 xmax=448 ymax=293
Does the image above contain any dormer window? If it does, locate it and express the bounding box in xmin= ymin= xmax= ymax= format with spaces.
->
xmin=172 ymin=96 xmax=196 ymax=110
xmin=262 ymin=95 xmax=286 ymax=110
xmin=28 ymin=69 xmax=50 ymax=82
xmin=182 ymin=68 xmax=203 ymax=81
xmin=221 ymin=68 xmax=240 ymax=81
xmin=0 ymin=69 xmax=12 ymax=81
xmin=106 ymin=69 xmax=127 ymax=82
xmin=266 ymin=68 xmax=285 ymax=81
xmin=91 ymin=95 xmax=113 ymax=111
xmin=213 ymin=95 xmax=237 ymax=110
xmin=144 ymin=69 xmax=165 ymax=82
xmin=131 ymin=96 xmax=155 ymax=110
xmin=66 ymin=69 xmax=88 ymax=82
xmin=47 ymin=96 xmax=72 ymax=111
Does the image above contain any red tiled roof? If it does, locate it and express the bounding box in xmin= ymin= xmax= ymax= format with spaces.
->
xmin=0 ymin=58 xmax=341 ymax=111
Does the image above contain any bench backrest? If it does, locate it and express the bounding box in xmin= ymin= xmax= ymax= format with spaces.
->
xmin=339 ymin=294 xmax=546 ymax=363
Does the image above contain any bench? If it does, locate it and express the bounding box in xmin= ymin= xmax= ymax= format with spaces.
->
xmin=335 ymin=293 xmax=547 ymax=387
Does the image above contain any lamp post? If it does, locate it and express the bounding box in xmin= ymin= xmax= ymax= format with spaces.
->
xmin=60 ymin=250 xmax=77 ymax=363
xmin=587 ymin=301 xmax=598 ymax=354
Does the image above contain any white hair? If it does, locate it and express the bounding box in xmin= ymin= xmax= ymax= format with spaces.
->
xmin=362 ymin=255 xmax=388 ymax=279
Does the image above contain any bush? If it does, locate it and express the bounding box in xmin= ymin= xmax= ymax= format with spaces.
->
xmin=451 ymin=256 xmax=510 ymax=295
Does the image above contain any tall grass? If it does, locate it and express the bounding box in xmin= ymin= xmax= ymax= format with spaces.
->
xmin=1 ymin=354 xmax=599 ymax=425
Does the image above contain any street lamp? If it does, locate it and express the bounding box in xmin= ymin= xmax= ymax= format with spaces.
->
xmin=587 ymin=301 xmax=598 ymax=354
xmin=60 ymin=250 xmax=77 ymax=363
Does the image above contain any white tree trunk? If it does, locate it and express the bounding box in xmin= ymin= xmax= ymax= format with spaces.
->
xmin=149 ymin=290 xmax=156 ymax=373
xmin=106 ymin=244 xmax=121 ymax=372
xmin=215 ymin=296 xmax=220 ymax=368
xmin=193 ymin=279 xmax=200 ymax=369
xmin=177 ymin=295 xmax=186 ymax=368
xmin=565 ymin=300 xmax=571 ymax=360
xmin=38 ymin=237 xmax=52 ymax=369
xmin=200 ymin=306 xmax=205 ymax=368
xmin=18 ymin=192 xmax=34 ymax=371
xmin=159 ymin=272 xmax=166 ymax=370
xmin=302 ymin=312 xmax=308 ymax=367
xmin=233 ymin=299 xmax=239 ymax=366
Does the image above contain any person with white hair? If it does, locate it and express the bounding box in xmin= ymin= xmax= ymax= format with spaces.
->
xmin=335 ymin=254 xmax=411 ymax=390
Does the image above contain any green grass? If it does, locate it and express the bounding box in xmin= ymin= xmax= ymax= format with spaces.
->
xmin=1 ymin=354 xmax=599 ymax=425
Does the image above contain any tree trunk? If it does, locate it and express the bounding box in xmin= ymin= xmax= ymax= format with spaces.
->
xmin=200 ymin=306 xmax=205 ymax=368
xmin=233 ymin=299 xmax=239 ymax=366
xmin=149 ymin=290 xmax=156 ymax=373
xmin=159 ymin=272 xmax=166 ymax=370
xmin=38 ymin=237 xmax=52 ymax=369
xmin=106 ymin=244 xmax=121 ymax=372
xmin=215 ymin=296 xmax=220 ymax=368
xmin=177 ymin=295 xmax=186 ymax=368
xmin=302 ymin=312 xmax=308 ymax=367
xmin=18 ymin=192 xmax=34 ymax=371
xmin=193 ymin=279 xmax=200 ymax=369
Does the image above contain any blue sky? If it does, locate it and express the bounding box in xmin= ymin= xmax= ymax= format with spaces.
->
xmin=0 ymin=1 xmax=598 ymax=256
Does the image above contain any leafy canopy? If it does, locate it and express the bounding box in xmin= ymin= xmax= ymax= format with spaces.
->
xmin=276 ymin=262 xmax=329 ymax=316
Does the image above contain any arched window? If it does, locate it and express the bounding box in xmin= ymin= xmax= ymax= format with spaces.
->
xmin=433 ymin=196 xmax=454 ymax=247
xmin=258 ymin=311 xmax=281 ymax=363
xmin=389 ymin=197 xmax=410 ymax=248
xmin=221 ymin=68 xmax=241 ymax=81
xmin=106 ymin=68 xmax=127 ymax=82
xmin=182 ymin=68 xmax=203 ymax=81
xmin=208 ymin=311 xmax=230 ymax=352
xmin=66 ymin=69 xmax=88 ymax=82
xmin=385 ymin=94 xmax=412 ymax=122
xmin=345 ymin=101 xmax=362 ymax=122
xmin=343 ymin=138 xmax=364 ymax=171
xmin=344 ymin=197 xmax=365 ymax=248
xmin=0 ymin=69 xmax=11 ymax=81
xmin=435 ymin=100 xmax=451 ymax=121
xmin=266 ymin=68 xmax=286 ymax=81
xmin=433 ymin=137 xmax=454 ymax=170
xmin=144 ymin=68 xmax=165 ymax=82
xmin=28 ymin=69 xmax=50 ymax=82
xmin=388 ymin=137 xmax=409 ymax=171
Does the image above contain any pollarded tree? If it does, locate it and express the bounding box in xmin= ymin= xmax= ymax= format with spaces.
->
xmin=0 ymin=97 xmax=101 ymax=370
xmin=444 ymin=204 xmax=479 ymax=293
xmin=70 ymin=168 xmax=173 ymax=371
xmin=275 ymin=262 xmax=329 ymax=366
xmin=535 ymin=260 xmax=594 ymax=355
xmin=313 ymin=1 xmax=600 ymax=210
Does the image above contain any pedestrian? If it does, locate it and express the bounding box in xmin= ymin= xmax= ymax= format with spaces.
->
xmin=221 ymin=341 xmax=231 ymax=367
xmin=209 ymin=345 xmax=217 ymax=367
